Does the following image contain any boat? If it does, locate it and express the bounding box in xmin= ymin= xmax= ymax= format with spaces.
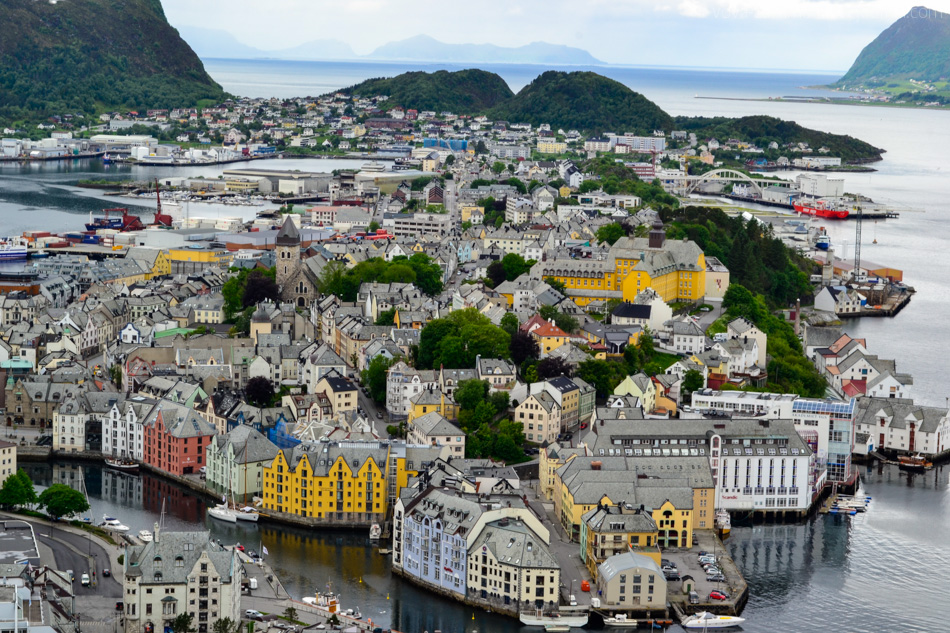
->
xmin=815 ymin=233 xmax=832 ymax=251
xmin=681 ymin=612 xmax=746 ymax=629
xmin=235 ymin=506 xmax=259 ymax=522
xmin=208 ymin=502 xmax=238 ymax=523
xmin=301 ymin=588 xmax=341 ymax=614
xmin=138 ymin=530 xmax=153 ymax=542
xmin=369 ymin=523 xmax=382 ymax=541
xmin=105 ymin=457 xmax=140 ymax=473
xmin=603 ymin=613 xmax=639 ymax=628
xmin=0 ymin=238 xmax=28 ymax=261
xmin=715 ymin=509 xmax=731 ymax=538
xmin=102 ymin=154 xmax=113 ymax=165
xmin=898 ymin=454 xmax=933 ymax=472
xmin=544 ymin=625 xmax=572 ymax=632
xmin=794 ymin=200 xmax=849 ymax=220
xmin=101 ymin=516 xmax=130 ymax=532
xmin=519 ymin=610 xmax=589 ymax=629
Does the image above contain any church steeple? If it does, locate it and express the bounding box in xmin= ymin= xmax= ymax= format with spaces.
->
xmin=276 ymin=215 xmax=301 ymax=299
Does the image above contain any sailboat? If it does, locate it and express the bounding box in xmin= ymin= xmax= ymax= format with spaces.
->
xmin=208 ymin=494 xmax=239 ymax=523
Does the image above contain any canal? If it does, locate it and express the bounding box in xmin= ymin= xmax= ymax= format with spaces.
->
xmin=22 ymin=460 xmax=950 ymax=632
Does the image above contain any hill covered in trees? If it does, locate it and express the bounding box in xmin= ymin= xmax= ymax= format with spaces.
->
xmin=837 ymin=6 xmax=950 ymax=84
xmin=341 ymin=69 xmax=515 ymax=114
xmin=0 ymin=0 xmax=226 ymax=122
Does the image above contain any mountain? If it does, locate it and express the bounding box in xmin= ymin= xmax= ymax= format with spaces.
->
xmin=838 ymin=6 xmax=950 ymax=84
xmin=367 ymin=35 xmax=603 ymax=65
xmin=178 ymin=27 xmax=356 ymax=61
xmin=342 ymin=70 xmax=515 ymax=114
xmin=490 ymin=71 xmax=673 ymax=134
xmin=0 ymin=0 xmax=226 ymax=121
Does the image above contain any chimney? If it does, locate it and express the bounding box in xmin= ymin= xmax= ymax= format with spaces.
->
xmin=591 ymin=461 xmax=602 ymax=471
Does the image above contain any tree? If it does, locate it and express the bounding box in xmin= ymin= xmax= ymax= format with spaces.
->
xmin=486 ymin=261 xmax=507 ymax=288
xmin=375 ymin=308 xmax=397 ymax=326
xmin=367 ymin=220 xmax=380 ymax=232
xmin=316 ymin=261 xmax=353 ymax=300
xmin=0 ymin=469 xmax=36 ymax=509
xmin=170 ymin=613 xmax=196 ymax=633
xmin=361 ymin=355 xmax=395 ymax=404
xmin=212 ymin=618 xmax=240 ymax=633
xmin=221 ymin=270 xmax=247 ymax=320
xmin=501 ymin=253 xmax=531 ymax=281
xmin=108 ymin=364 xmax=122 ymax=388
xmin=455 ymin=379 xmax=490 ymax=412
xmin=577 ymin=359 xmax=627 ymax=398
xmin=283 ymin=607 xmax=298 ymax=622
xmin=538 ymin=357 xmax=572 ymax=379
xmin=242 ymin=269 xmax=279 ymax=307
xmin=37 ymin=484 xmax=89 ymax=520
xmin=444 ymin=154 xmax=455 ymax=166
xmin=682 ymin=369 xmax=705 ymax=400
xmin=245 ymin=376 xmax=275 ymax=407
xmin=510 ymin=330 xmax=540 ymax=366
xmin=596 ymin=222 xmax=625 ymax=246
xmin=500 ymin=313 xmax=520 ymax=336
xmin=490 ymin=391 xmax=510 ymax=414
xmin=491 ymin=161 xmax=506 ymax=174
xmin=544 ymin=277 xmax=567 ymax=295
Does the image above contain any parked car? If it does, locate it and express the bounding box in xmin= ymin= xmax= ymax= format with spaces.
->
xmin=376 ymin=412 xmax=382 ymax=419
xmin=661 ymin=565 xmax=677 ymax=573
xmin=199 ymin=467 xmax=206 ymax=474
xmin=707 ymin=573 xmax=726 ymax=582
xmin=664 ymin=571 xmax=681 ymax=581
xmin=661 ymin=558 xmax=673 ymax=567
xmin=697 ymin=551 xmax=709 ymax=557
xmin=688 ymin=591 xmax=699 ymax=604
xmin=580 ymin=422 xmax=588 ymax=430
xmin=709 ymin=591 xmax=729 ymax=601
xmin=245 ymin=610 xmax=264 ymax=620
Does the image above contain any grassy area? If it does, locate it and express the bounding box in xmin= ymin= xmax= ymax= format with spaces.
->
xmin=650 ymin=352 xmax=680 ymax=372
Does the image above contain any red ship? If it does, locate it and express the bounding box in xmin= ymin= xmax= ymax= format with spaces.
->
xmin=793 ymin=200 xmax=849 ymax=219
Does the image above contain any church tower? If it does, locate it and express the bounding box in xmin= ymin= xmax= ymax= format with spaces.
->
xmin=275 ymin=216 xmax=301 ymax=300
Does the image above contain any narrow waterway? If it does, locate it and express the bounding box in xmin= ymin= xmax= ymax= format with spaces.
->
xmin=22 ymin=460 xmax=950 ymax=632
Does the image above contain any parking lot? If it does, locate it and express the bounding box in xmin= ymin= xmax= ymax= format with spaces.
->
xmin=661 ymin=531 xmax=746 ymax=611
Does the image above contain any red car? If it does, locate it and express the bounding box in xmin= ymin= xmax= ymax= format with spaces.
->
xmin=235 ymin=545 xmax=245 ymax=552
xmin=709 ymin=590 xmax=728 ymax=601
xmin=580 ymin=423 xmax=589 ymax=430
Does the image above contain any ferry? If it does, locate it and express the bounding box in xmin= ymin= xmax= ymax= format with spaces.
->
xmin=0 ymin=238 xmax=28 ymax=261
xmin=794 ymin=200 xmax=849 ymax=220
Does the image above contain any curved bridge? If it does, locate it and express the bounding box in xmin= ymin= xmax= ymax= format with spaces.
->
xmin=686 ymin=169 xmax=767 ymax=196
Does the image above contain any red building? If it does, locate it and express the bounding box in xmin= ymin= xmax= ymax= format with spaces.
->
xmin=142 ymin=400 xmax=217 ymax=476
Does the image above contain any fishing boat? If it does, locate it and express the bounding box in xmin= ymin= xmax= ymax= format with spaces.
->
xmin=369 ymin=523 xmax=382 ymax=541
xmin=681 ymin=612 xmax=746 ymax=629
xmin=519 ymin=609 xmax=588 ymax=629
xmin=101 ymin=515 xmax=130 ymax=532
xmin=898 ymin=454 xmax=933 ymax=472
xmin=301 ymin=587 xmax=342 ymax=614
xmin=815 ymin=233 xmax=832 ymax=251
xmin=715 ymin=509 xmax=731 ymax=538
xmin=138 ymin=530 xmax=153 ymax=543
xmin=235 ymin=506 xmax=259 ymax=522
xmin=0 ymin=238 xmax=28 ymax=261
xmin=793 ymin=199 xmax=849 ymax=220
xmin=603 ymin=613 xmax=639 ymax=628
xmin=105 ymin=457 xmax=140 ymax=473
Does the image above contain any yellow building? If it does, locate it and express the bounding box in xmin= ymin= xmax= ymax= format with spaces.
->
xmin=262 ymin=442 xmax=446 ymax=523
xmin=581 ymin=503 xmax=662 ymax=579
xmin=537 ymin=140 xmax=567 ymax=154
xmin=168 ymin=247 xmax=232 ymax=274
xmin=527 ymin=320 xmax=571 ymax=356
xmin=537 ymin=230 xmax=707 ymax=307
xmin=407 ymin=387 xmax=458 ymax=424
xmin=459 ymin=204 xmax=481 ymax=223
xmin=613 ymin=373 xmax=656 ymax=414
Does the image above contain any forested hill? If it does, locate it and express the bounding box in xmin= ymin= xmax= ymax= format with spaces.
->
xmin=838 ymin=6 xmax=950 ymax=84
xmin=0 ymin=0 xmax=227 ymax=122
xmin=340 ymin=70 xmax=515 ymax=114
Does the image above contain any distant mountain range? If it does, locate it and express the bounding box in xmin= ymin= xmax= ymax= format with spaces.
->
xmin=837 ymin=5 xmax=950 ymax=84
xmin=177 ymin=28 xmax=604 ymax=65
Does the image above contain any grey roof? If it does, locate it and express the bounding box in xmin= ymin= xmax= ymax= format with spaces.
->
xmin=582 ymin=504 xmax=657 ymax=534
xmin=856 ymin=397 xmax=948 ymax=434
xmin=411 ymin=412 xmax=460 ymax=437
xmin=470 ymin=518 xmax=558 ymax=570
xmin=212 ymin=424 xmax=280 ymax=464
xmin=276 ymin=216 xmax=300 ymax=246
xmin=125 ymin=530 xmax=236 ymax=585
xmin=599 ymin=551 xmax=662 ymax=583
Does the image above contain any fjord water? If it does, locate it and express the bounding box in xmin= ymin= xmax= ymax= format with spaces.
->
xmin=5 ymin=60 xmax=950 ymax=630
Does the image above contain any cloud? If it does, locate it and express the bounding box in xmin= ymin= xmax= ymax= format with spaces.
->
xmin=677 ymin=1 xmax=710 ymax=18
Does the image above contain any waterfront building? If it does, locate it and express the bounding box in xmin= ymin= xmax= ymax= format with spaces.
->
xmin=596 ymin=551 xmax=667 ymax=613
xmin=122 ymin=528 xmax=240 ymax=633
xmin=582 ymin=418 xmax=816 ymax=514
xmin=393 ymin=486 xmax=558 ymax=612
xmin=262 ymin=440 xmax=446 ymax=526
xmin=206 ymin=424 xmax=279 ymax=500
xmin=581 ymin=503 xmax=661 ymax=580
xmin=102 ymin=396 xmax=156 ymax=461
xmin=52 ymin=396 xmax=87 ymax=453
xmin=688 ymin=389 xmax=856 ymax=484
xmin=142 ymin=399 xmax=218 ymax=476
xmin=854 ymin=397 xmax=950 ymax=457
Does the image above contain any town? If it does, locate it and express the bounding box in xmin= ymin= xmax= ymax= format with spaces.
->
xmin=0 ymin=89 xmax=938 ymax=633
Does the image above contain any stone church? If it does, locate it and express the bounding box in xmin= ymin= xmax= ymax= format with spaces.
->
xmin=276 ymin=216 xmax=320 ymax=307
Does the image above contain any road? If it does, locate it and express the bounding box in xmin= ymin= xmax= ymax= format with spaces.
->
xmin=35 ymin=521 xmax=122 ymax=598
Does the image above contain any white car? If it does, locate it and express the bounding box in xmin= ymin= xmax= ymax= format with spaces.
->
xmin=244 ymin=610 xmax=263 ymax=620
xmin=80 ymin=573 xmax=90 ymax=586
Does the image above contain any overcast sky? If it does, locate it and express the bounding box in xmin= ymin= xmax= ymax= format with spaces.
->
xmin=161 ymin=1 xmax=950 ymax=71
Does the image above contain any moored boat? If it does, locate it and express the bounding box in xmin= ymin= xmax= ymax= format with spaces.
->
xmin=138 ymin=530 xmax=153 ymax=542
xmin=815 ymin=233 xmax=832 ymax=250
xmin=794 ymin=200 xmax=849 ymax=219
xmin=681 ymin=611 xmax=746 ymax=629
xmin=208 ymin=503 xmax=238 ymax=523
xmin=603 ymin=613 xmax=639 ymax=628
xmin=369 ymin=523 xmax=382 ymax=541
xmin=715 ymin=509 xmax=732 ymax=538
xmin=101 ymin=515 xmax=130 ymax=532
xmin=520 ymin=609 xmax=589 ymax=629
xmin=235 ymin=506 xmax=259 ymax=522
xmin=105 ymin=457 xmax=140 ymax=473
xmin=898 ymin=454 xmax=933 ymax=472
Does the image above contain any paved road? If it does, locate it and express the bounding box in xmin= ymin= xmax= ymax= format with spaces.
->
xmin=35 ymin=522 xmax=122 ymax=598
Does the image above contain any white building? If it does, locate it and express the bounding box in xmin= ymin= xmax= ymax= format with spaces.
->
xmin=855 ymin=397 xmax=950 ymax=458
xmin=53 ymin=397 xmax=87 ymax=453
xmin=386 ymin=361 xmax=438 ymax=417
xmin=102 ymin=396 xmax=155 ymax=460
xmin=796 ymin=173 xmax=845 ymax=198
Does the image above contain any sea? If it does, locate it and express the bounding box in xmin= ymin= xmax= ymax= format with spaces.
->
xmin=4 ymin=59 xmax=950 ymax=632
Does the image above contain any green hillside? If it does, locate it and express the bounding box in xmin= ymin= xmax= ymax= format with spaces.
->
xmin=490 ymin=71 xmax=674 ymax=134
xmin=838 ymin=6 xmax=950 ymax=84
xmin=673 ymin=115 xmax=884 ymax=162
xmin=342 ymin=69 xmax=515 ymax=114
xmin=0 ymin=0 xmax=226 ymax=122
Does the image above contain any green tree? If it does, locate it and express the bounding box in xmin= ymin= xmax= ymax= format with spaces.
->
xmin=682 ymin=369 xmax=705 ymax=400
xmin=490 ymin=391 xmax=510 ymax=414
xmin=361 ymin=355 xmax=396 ymax=404
xmin=501 ymin=253 xmax=532 ymax=281
xmin=170 ymin=613 xmax=196 ymax=633
xmin=282 ymin=607 xmax=298 ymax=622
xmin=375 ymin=308 xmax=397 ymax=326
xmin=500 ymin=313 xmax=520 ymax=336
xmin=108 ymin=364 xmax=123 ymax=388
xmin=245 ymin=377 xmax=275 ymax=407
xmin=222 ymin=269 xmax=248 ymax=320
xmin=596 ymin=222 xmax=625 ymax=246
xmin=456 ymin=379 xmax=490 ymax=412
xmin=544 ymin=277 xmax=567 ymax=295
xmin=486 ymin=261 xmax=507 ymax=288
xmin=0 ymin=469 xmax=37 ymax=509
xmin=444 ymin=154 xmax=455 ymax=166
xmin=491 ymin=161 xmax=506 ymax=174
xmin=242 ymin=269 xmax=279 ymax=307
xmin=37 ymin=484 xmax=89 ymax=520
xmin=212 ymin=618 xmax=240 ymax=633
xmin=367 ymin=220 xmax=380 ymax=232
xmin=509 ymin=330 xmax=540 ymax=366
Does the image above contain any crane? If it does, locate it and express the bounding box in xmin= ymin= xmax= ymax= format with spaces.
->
xmin=853 ymin=205 xmax=862 ymax=280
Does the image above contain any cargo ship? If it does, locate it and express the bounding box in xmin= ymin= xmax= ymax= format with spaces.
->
xmin=793 ymin=200 xmax=849 ymax=220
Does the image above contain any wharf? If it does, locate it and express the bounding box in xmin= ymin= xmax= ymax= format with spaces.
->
xmin=666 ymin=531 xmax=749 ymax=620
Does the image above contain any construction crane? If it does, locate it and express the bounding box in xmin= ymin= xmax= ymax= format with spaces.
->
xmin=853 ymin=205 xmax=862 ymax=280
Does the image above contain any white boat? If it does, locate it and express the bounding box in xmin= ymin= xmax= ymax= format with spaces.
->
xmin=101 ymin=515 xmax=130 ymax=532
xmin=681 ymin=612 xmax=746 ymax=629
xmin=0 ymin=238 xmax=28 ymax=261
xmin=138 ymin=530 xmax=153 ymax=542
xmin=236 ymin=506 xmax=259 ymax=522
xmin=520 ymin=610 xmax=588 ymax=628
xmin=603 ymin=613 xmax=638 ymax=628
xmin=208 ymin=503 xmax=238 ymax=523
xmin=369 ymin=523 xmax=382 ymax=541
xmin=105 ymin=457 xmax=140 ymax=473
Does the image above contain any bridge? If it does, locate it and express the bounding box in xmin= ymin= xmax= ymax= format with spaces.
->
xmin=661 ymin=169 xmax=787 ymax=197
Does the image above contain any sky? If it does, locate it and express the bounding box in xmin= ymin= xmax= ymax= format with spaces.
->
xmin=161 ymin=0 xmax=950 ymax=71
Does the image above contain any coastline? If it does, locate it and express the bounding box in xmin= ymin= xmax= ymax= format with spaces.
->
xmin=695 ymin=94 xmax=950 ymax=112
